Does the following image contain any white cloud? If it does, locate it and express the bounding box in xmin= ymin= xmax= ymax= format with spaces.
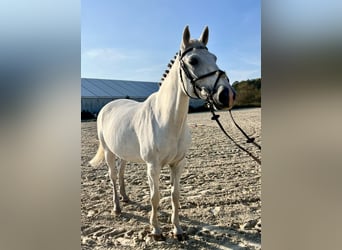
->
xmin=81 ymin=47 xmax=162 ymax=81
xmin=82 ymin=47 xmax=261 ymax=82
xmin=82 ymin=48 xmax=130 ymax=62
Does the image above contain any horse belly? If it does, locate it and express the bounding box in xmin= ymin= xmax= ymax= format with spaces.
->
xmin=104 ymin=125 xmax=144 ymax=163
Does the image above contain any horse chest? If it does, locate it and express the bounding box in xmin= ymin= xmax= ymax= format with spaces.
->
xmin=155 ymin=127 xmax=191 ymax=164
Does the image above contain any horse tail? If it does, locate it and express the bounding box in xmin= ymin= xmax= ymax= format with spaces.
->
xmin=89 ymin=142 xmax=104 ymax=167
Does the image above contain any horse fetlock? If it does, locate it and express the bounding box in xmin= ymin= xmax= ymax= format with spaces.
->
xmin=172 ymin=232 xmax=188 ymax=241
xmin=172 ymin=225 xmax=184 ymax=235
xmin=113 ymin=200 xmax=121 ymax=215
xmin=112 ymin=207 xmax=122 ymax=216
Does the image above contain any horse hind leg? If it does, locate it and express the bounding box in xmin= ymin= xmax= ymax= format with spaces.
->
xmin=105 ymin=150 xmax=121 ymax=215
xmin=118 ymin=159 xmax=130 ymax=202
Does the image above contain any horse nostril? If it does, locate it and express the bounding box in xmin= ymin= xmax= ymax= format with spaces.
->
xmin=218 ymin=87 xmax=229 ymax=106
xmin=232 ymin=89 xmax=236 ymax=100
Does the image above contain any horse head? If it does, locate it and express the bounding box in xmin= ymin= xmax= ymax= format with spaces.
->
xmin=179 ymin=25 xmax=236 ymax=110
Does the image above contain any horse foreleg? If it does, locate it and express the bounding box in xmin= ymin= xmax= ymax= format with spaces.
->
xmin=105 ymin=151 xmax=121 ymax=215
xmin=170 ymin=158 xmax=188 ymax=240
xmin=147 ymin=162 xmax=164 ymax=240
xmin=118 ymin=159 xmax=129 ymax=202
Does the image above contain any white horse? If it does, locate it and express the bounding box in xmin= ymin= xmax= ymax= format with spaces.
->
xmin=89 ymin=25 xmax=235 ymax=241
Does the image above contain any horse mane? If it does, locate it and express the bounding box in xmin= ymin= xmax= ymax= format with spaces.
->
xmin=158 ymin=52 xmax=179 ymax=86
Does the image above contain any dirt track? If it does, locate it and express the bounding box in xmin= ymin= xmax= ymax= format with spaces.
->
xmin=81 ymin=108 xmax=261 ymax=250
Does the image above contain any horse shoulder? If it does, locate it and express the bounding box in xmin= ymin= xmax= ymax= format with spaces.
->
xmin=132 ymin=97 xmax=160 ymax=161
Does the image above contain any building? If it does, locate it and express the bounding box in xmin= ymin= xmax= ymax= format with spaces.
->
xmin=81 ymin=78 xmax=159 ymax=114
xmin=81 ymin=78 xmax=205 ymax=115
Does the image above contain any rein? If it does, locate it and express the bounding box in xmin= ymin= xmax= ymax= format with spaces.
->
xmin=178 ymin=46 xmax=261 ymax=165
xmin=207 ymin=100 xmax=261 ymax=165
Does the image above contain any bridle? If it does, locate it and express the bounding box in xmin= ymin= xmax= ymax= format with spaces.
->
xmin=178 ymin=45 xmax=262 ymax=165
xmin=178 ymin=46 xmax=228 ymax=100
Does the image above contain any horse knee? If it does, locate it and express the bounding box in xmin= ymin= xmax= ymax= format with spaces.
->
xmin=150 ymin=188 xmax=160 ymax=205
xmin=146 ymin=163 xmax=161 ymax=206
xmin=170 ymin=160 xmax=185 ymax=186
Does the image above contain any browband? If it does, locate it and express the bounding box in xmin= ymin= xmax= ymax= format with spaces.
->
xmin=179 ymin=46 xmax=208 ymax=59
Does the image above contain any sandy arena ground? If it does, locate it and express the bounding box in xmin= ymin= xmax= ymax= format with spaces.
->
xmin=81 ymin=108 xmax=261 ymax=250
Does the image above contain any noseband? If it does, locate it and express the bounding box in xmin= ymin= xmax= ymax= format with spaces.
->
xmin=178 ymin=46 xmax=229 ymax=100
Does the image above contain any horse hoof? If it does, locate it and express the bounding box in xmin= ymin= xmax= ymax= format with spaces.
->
xmin=113 ymin=209 xmax=121 ymax=216
xmin=173 ymin=233 xmax=188 ymax=241
xmin=150 ymin=233 xmax=166 ymax=241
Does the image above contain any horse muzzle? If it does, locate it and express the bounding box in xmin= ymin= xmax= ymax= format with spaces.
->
xmin=212 ymin=85 xmax=236 ymax=110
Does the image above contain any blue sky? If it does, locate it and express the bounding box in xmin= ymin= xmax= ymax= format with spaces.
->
xmin=81 ymin=0 xmax=260 ymax=83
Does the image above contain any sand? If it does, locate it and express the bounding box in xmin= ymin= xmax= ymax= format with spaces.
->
xmin=81 ymin=108 xmax=261 ymax=249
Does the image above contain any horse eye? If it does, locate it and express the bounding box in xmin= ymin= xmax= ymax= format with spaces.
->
xmin=189 ymin=57 xmax=198 ymax=66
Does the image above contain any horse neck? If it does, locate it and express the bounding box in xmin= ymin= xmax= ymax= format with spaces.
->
xmin=155 ymin=60 xmax=189 ymax=131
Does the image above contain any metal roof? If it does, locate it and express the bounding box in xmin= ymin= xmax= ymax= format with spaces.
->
xmin=81 ymin=78 xmax=159 ymax=98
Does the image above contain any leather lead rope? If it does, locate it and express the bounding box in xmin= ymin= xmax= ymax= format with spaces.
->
xmin=208 ymin=101 xmax=261 ymax=165
xmin=228 ymin=110 xmax=261 ymax=150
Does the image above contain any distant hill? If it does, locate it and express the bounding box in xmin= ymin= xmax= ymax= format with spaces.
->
xmin=232 ymin=78 xmax=261 ymax=108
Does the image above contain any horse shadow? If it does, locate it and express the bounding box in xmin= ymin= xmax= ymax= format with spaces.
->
xmin=181 ymin=215 xmax=261 ymax=249
xmin=109 ymin=200 xmax=261 ymax=249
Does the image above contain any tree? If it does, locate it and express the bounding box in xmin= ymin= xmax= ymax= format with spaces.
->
xmin=232 ymin=78 xmax=261 ymax=108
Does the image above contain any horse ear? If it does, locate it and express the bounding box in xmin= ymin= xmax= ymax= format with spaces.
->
xmin=182 ymin=25 xmax=190 ymax=49
xmin=199 ymin=26 xmax=209 ymax=46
